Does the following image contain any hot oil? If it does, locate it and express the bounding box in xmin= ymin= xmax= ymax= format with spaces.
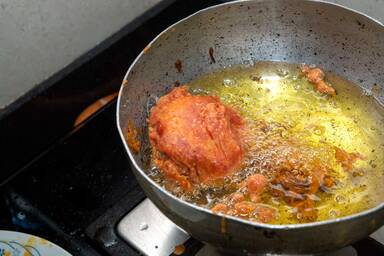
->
xmin=184 ymin=61 xmax=384 ymax=224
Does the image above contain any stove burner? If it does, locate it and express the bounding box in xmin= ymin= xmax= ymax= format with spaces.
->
xmin=117 ymin=199 xmax=189 ymax=256
xmin=117 ymin=198 xmax=384 ymax=256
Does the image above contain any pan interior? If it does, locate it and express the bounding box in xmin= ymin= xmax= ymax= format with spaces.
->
xmin=146 ymin=61 xmax=384 ymax=225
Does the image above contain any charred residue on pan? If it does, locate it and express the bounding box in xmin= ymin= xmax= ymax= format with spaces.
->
xmin=126 ymin=120 xmax=141 ymax=154
xmin=209 ymin=47 xmax=216 ymax=64
xmin=175 ymin=59 xmax=183 ymax=73
xmin=143 ymin=43 xmax=151 ymax=54
xmin=356 ymin=19 xmax=366 ymax=29
xmin=315 ymin=9 xmax=324 ymax=15
xmin=372 ymin=83 xmax=382 ymax=98
xmin=154 ymin=43 xmax=162 ymax=49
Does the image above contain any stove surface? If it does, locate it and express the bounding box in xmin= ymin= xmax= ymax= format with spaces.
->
xmin=1 ymin=0 xmax=384 ymax=256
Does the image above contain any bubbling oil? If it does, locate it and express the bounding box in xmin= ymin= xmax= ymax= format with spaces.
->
xmin=149 ymin=61 xmax=384 ymax=224
xmin=148 ymin=62 xmax=384 ymax=224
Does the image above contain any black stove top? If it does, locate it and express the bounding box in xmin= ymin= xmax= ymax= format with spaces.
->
xmin=1 ymin=0 xmax=384 ymax=255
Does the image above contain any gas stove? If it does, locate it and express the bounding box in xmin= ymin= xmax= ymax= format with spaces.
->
xmin=1 ymin=0 xmax=384 ymax=255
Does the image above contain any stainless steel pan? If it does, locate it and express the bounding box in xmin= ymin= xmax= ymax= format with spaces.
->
xmin=117 ymin=0 xmax=384 ymax=254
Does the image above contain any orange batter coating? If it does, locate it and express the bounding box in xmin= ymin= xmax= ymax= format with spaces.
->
xmin=247 ymin=174 xmax=268 ymax=202
xmin=302 ymin=65 xmax=336 ymax=96
xmin=149 ymin=86 xmax=244 ymax=189
xmin=335 ymin=147 xmax=362 ymax=172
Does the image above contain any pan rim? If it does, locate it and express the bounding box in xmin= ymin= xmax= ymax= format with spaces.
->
xmin=117 ymin=0 xmax=384 ymax=231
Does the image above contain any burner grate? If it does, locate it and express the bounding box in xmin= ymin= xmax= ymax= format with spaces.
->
xmin=117 ymin=199 xmax=189 ymax=256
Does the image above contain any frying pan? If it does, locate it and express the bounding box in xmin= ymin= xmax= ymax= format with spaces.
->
xmin=117 ymin=0 xmax=384 ymax=254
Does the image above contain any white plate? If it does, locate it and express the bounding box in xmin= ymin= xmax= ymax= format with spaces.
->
xmin=0 ymin=230 xmax=72 ymax=256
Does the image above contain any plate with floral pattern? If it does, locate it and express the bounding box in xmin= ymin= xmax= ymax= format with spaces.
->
xmin=0 ymin=230 xmax=71 ymax=256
